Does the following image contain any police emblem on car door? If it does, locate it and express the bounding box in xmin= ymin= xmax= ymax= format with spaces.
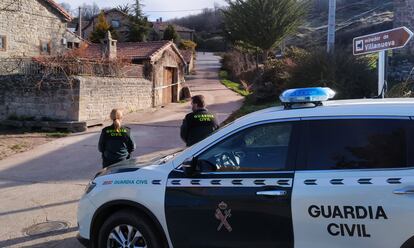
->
xmin=165 ymin=121 xmax=300 ymax=248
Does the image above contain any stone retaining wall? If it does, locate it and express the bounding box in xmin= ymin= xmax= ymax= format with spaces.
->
xmin=0 ymin=75 xmax=153 ymax=123
xmin=77 ymin=76 xmax=152 ymax=122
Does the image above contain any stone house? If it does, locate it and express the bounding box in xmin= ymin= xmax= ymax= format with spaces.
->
xmin=81 ymin=9 xmax=131 ymax=42
xmin=81 ymin=36 xmax=187 ymax=107
xmin=0 ymin=0 xmax=72 ymax=58
xmin=152 ymin=19 xmax=195 ymax=41
xmin=75 ymin=10 xmax=195 ymax=42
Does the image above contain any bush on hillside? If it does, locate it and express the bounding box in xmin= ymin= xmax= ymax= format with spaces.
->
xmin=221 ymin=49 xmax=256 ymax=81
xmin=288 ymin=47 xmax=377 ymax=99
xmin=179 ymin=40 xmax=197 ymax=51
xmin=387 ymin=81 xmax=414 ymax=97
xmin=251 ymin=47 xmax=307 ymax=102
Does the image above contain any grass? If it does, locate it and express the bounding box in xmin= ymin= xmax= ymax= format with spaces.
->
xmin=45 ymin=132 xmax=70 ymax=138
xmin=221 ymin=79 xmax=251 ymax=97
xmin=9 ymin=144 xmax=27 ymax=151
xmin=219 ymin=70 xmax=250 ymax=97
xmin=218 ymin=70 xmax=280 ymax=125
xmin=221 ymin=97 xmax=279 ymax=126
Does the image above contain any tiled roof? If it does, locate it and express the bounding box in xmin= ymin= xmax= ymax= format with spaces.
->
xmin=80 ymin=44 xmax=103 ymax=59
xmin=180 ymin=50 xmax=193 ymax=63
xmin=152 ymin=22 xmax=195 ymax=33
xmin=118 ymin=41 xmax=171 ymax=59
xmin=42 ymin=0 xmax=72 ymax=21
xmin=80 ymin=41 xmax=179 ymax=61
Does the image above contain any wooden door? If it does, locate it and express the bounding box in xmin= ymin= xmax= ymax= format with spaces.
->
xmin=163 ymin=68 xmax=174 ymax=104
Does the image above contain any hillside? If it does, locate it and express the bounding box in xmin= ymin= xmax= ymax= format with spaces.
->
xmin=170 ymin=0 xmax=394 ymax=50
xmin=291 ymin=0 xmax=394 ymax=48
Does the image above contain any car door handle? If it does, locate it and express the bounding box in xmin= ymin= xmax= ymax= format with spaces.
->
xmin=256 ymin=190 xmax=287 ymax=197
xmin=393 ymin=187 xmax=414 ymax=195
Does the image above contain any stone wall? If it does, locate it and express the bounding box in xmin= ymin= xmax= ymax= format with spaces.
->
xmin=0 ymin=74 xmax=80 ymax=121
xmin=0 ymin=75 xmax=153 ymax=123
xmin=77 ymin=76 xmax=153 ymax=122
xmin=0 ymin=0 xmax=69 ymax=58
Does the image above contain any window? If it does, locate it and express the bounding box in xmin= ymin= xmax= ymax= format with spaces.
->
xmin=305 ymin=119 xmax=410 ymax=170
xmin=67 ymin=42 xmax=73 ymax=49
xmin=40 ymin=41 xmax=51 ymax=54
xmin=197 ymin=122 xmax=293 ymax=172
xmin=0 ymin=35 xmax=6 ymax=51
xmin=111 ymin=20 xmax=120 ymax=28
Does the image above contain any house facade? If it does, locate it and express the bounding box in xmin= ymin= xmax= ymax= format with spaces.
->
xmin=82 ymin=37 xmax=187 ymax=107
xmin=76 ymin=10 xmax=195 ymax=42
xmin=0 ymin=0 xmax=72 ymax=58
xmin=152 ymin=19 xmax=195 ymax=41
xmin=81 ymin=9 xmax=130 ymax=42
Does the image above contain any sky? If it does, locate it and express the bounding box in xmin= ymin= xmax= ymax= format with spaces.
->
xmin=61 ymin=0 xmax=227 ymax=20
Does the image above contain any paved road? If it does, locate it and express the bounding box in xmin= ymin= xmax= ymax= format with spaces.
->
xmin=0 ymin=53 xmax=243 ymax=247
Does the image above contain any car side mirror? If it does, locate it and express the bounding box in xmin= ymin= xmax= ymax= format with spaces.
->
xmin=182 ymin=157 xmax=197 ymax=176
xmin=182 ymin=157 xmax=217 ymax=176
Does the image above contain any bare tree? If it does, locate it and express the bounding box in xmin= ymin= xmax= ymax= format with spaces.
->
xmin=81 ymin=2 xmax=100 ymax=20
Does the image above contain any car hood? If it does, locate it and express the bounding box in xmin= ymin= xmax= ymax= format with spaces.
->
xmin=95 ymin=148 xmax=184 ymax=178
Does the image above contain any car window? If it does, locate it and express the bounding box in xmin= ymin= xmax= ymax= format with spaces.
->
xmin=197 ymin=122 xmax=293 ymax=172
xmin=305 ymin=119 xmax=409 ymax=170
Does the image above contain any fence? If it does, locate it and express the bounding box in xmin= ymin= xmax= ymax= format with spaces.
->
xmin=0 ymin=58 xmax=146 ymax=78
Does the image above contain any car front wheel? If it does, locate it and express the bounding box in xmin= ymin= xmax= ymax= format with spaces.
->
xmin=98 ymin=210 xmax=162 ymax=248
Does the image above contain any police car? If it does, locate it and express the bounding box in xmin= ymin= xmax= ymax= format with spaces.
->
xmin=77 ymin=87 xmax=414 ymax=248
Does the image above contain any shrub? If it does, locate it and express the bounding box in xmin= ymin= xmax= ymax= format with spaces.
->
xmin=221 ymin=49 xmax=256 ymax=81
xmin=287 ymin=47 xmax=377 ymax=99
xmin=387 ymin=81 xmax=414 ymax=98
xmin=251 ymin=47 xmax=306 ymax=103
xmin=179 ymin=40 xmax=197 ymax=51
xmin=219 ymin=70 xmax=229 ymax=79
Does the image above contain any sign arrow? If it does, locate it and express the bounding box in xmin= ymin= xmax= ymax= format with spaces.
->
xmin=353 ymin=26 xmax=414 ymax=55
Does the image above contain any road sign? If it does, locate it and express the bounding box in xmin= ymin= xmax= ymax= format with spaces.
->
xmin=353 ymin=27 xmax=414 ymax=55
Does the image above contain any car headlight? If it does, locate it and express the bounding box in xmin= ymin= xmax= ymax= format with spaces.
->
xmin=85 ymin=181 xmax=96 ymax=194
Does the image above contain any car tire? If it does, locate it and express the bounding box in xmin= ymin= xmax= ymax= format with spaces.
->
xmin=98 ymin=210 xmax=162 ymax=248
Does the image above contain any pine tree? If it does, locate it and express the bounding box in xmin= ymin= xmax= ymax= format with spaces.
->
xmin=223 ymin=0 xmax=306 ymax=62
xmin=163 ymin=25 xmax=180 ymax=42
xmin=126 ymin=0 xmax=150 ymax=42
xmin=90 ymin=11 xmax=118 ymax=43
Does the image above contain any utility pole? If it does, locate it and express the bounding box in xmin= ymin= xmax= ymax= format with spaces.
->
xmin=78 ymin=7 xmax=82 ymax=39
xmin=327 ymin=0 xmax=336 ymax=53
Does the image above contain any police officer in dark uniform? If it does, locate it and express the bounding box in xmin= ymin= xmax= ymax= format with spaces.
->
xmin=98 ymin=109 xmax=136 ymax=168
xmin=180 ymin=95 xmax=219 ymax=146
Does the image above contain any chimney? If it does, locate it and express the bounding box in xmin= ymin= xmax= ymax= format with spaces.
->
xmin=78 ymin=7 xmax=82 ymax=38
xmin=102 ymin=31 xmax=117 ymax=60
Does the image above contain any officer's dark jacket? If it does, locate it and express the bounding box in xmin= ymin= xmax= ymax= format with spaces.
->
xmin=98 ymin=125 xmax=136 ymax=163
xmin=180 ymin=109 xmax=219 ymax=146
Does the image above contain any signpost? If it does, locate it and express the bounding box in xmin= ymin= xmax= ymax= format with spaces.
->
xmin=353 ymin=27 xmax=414 ymax=98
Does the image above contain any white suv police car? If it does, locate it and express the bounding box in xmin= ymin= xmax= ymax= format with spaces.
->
xmin=77 ymin=88 xmax=414 ymax=248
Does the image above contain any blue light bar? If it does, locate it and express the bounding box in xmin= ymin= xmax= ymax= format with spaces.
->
xmin=280 ymin=87 xmax=336 ymax=104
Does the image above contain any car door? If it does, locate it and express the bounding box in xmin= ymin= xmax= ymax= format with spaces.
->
xmin=165 ymin=120 xmax=300 ymax=248
xmin=292 ymin=118 xmax=414 ymax=248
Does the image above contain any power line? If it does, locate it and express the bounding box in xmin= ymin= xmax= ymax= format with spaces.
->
xmin=144 ymin=9 xmax=205 ymax=13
